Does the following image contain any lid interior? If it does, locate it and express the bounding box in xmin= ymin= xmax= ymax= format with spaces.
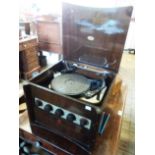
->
xmin=62 ymin=3 xmax=133 ymax=72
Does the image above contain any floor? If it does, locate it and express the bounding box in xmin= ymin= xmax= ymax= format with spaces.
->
xmin=19 ymin=51 xmax=135 ymax=155
xmin=117 ymin=52 xmax=135 ymax=155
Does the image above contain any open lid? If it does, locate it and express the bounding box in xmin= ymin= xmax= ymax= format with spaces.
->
xmin=62 ymin=3 xmax=133 ymax=72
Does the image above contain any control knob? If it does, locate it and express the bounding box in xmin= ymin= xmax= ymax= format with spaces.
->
xmin=80 ymin=118 xmax=89 ymax=127
xmin=44 ymin=104 xmax=53 ymax=112
xmin=67 ymin=113 xmax=76 ymax=122
xmin=35 ymin=100 xmax=43 ymax=107
xmin=55 ymin=109 xmax=64 ymax=117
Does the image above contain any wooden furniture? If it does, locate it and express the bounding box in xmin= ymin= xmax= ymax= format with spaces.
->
xmin=36 ymin=16 xmax=62 ymax=54
xmin=19 ymin=36 xmax=40 ymax=79
xmin=19 ymin=75 xmax=127 ymax=155
xmin=19 ymin=4 xmax=132 ymax=154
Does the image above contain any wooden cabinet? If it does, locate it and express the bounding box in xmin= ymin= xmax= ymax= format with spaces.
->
xmin=19 ymin=36 xmax=40 ymax=79
xmin=36 ymin=17 xmax=62 ymax=54
xmin=19 ymin=76 xmax=127 ymax=155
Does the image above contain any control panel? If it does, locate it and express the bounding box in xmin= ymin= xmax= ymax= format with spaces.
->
xmin=34 ymin=98 xmax=92 ymax=130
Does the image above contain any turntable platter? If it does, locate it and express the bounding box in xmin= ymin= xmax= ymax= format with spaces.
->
xmin=51 ymin=73 xmax=91 ymax=96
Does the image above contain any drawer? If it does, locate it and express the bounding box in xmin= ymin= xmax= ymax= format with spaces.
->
xmin=24 ymin=47 xmax=38 ymax=57
xmin=20 ymin=55 xmax=38 ymax=70
xmin=25 ymin=55 xmax=39 ymax=64
xmin=27 ymin=61 xmax=39 ymax=71
xmin=22 ymin=61 xmax=39 ymax=72
xmin=39 ymin=42 xmax=62 ymax=53
xmin=19 ymin=39 xmax=38 ymax=51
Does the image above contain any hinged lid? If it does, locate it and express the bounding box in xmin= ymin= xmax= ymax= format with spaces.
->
xmin=62 ymin=3 xmax=133 ymax=72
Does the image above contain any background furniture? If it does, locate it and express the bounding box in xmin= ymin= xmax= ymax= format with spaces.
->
xmin=36 ymin=15 xmax=62 ymax=54
xmin=19 ymin=36 xmax=40 ymax=79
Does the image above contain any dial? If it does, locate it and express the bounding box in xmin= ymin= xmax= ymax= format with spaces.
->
xmin=67 ymin=113 xmax=76 ymax=122
xmin=80 ymin=118 xmax=89 ymax=127
xmin=44 ymin=104 xmax=53 ymax=112
xmin=55 ymin=109 xmax=64 ymax=117
xmin=35 ymin=100 xmax=43 ymax=107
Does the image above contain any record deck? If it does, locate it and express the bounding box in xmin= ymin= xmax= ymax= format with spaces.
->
xmin=23 ymin=3 xmax=133 ymax=154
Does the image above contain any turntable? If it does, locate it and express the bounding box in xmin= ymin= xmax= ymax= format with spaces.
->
xmin=23 ymin=3 xmax=132 ymax=154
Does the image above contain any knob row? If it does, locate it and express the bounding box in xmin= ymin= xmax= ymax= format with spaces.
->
xmin=35 ymin=99 xmax=89 ymax=127
xmin=36 ymin=101 xmax=64 ymax=117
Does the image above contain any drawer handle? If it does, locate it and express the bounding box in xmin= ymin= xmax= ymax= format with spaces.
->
xmin=24 ymin=44 xmax=27 ymax=48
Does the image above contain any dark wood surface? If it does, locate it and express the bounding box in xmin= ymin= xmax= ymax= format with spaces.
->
xmin=19 ymin=75 xmax=127 ymax=155
xmin=19 ymin=36 xmax=40 ymax=79
xmin=62 ymin=3 xmax=133 ymax=72
xmin=23 ymin=59 xmax=115 ymax=152
xmin=36 ymin=16 xmax=62 ymax=54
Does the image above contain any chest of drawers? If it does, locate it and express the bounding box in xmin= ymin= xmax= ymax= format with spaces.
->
xmin=19 ymin=36 xmax=40 ymax=79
